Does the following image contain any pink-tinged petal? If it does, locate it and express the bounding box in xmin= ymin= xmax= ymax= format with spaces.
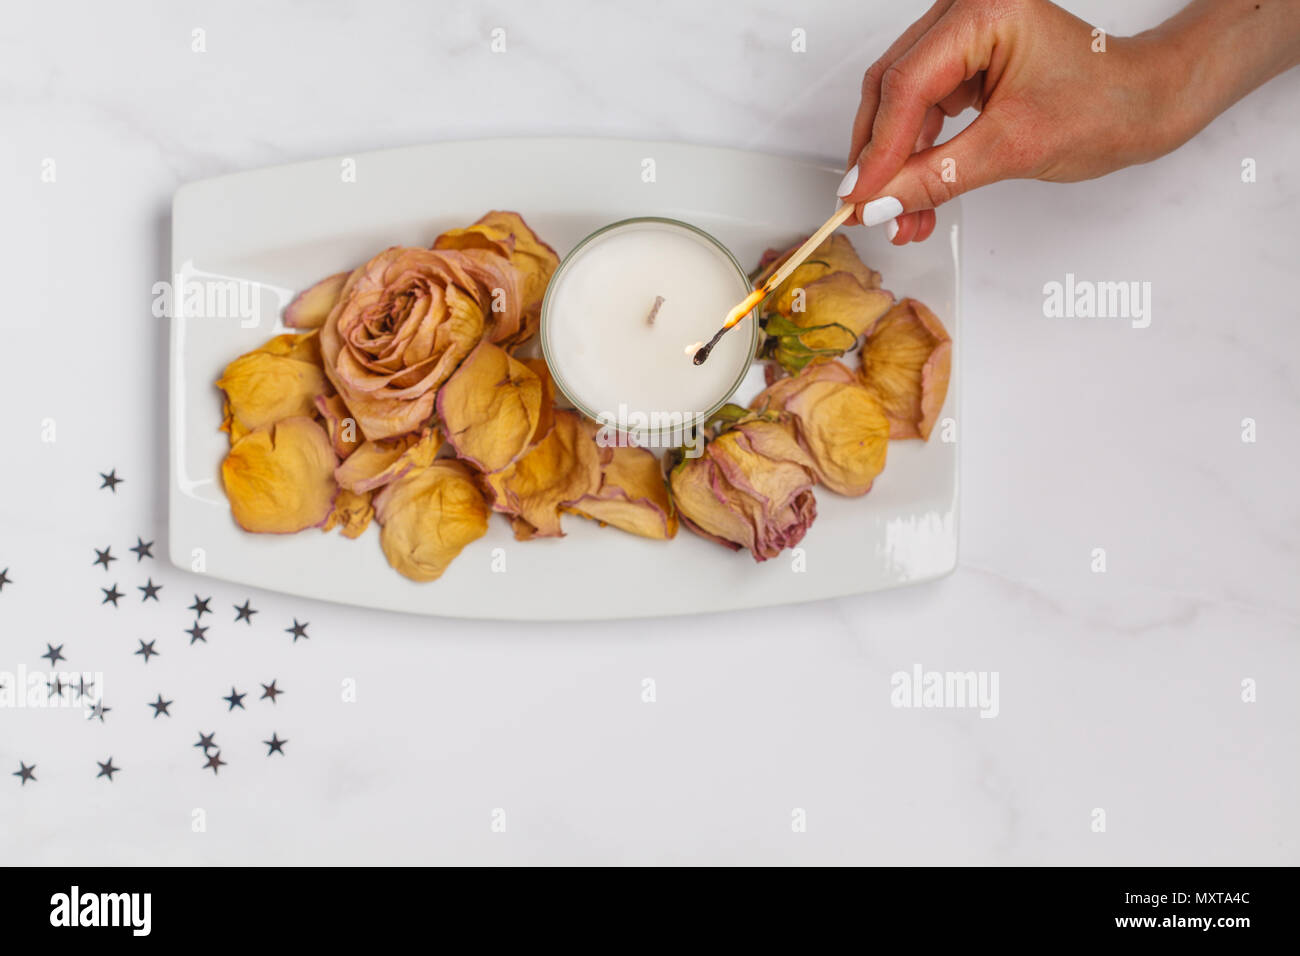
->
xmin=568 ymin=445 xmax=677 ymax=540
xmin=858 ymin=298 xmax=952 ymax=440
xmin=373 ymin=461 xmax=489 ymax=582
xmin=284 ymin=271 xmax=351 ymax=329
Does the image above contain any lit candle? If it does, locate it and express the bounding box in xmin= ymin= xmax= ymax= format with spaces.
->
xmin=541 ymin=218 xmax=757 ymax=442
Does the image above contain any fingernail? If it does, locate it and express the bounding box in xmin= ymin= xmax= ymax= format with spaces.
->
xmin=861 ymin=196 xmax=903 ymax=227
xmin=835 ymin=165 xmax=859 ymax=197
xmin=885 ymin=217 xmax=900 ymax=242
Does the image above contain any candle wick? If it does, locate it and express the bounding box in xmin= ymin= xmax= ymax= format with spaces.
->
xmin=645 ymin=295 xmax=665 ymax=326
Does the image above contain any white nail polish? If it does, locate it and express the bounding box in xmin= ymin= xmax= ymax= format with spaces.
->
xmin=885 ymin=217 xmax=899 ymax=242
xmin=835 ymin=166 xmax=859 ymax=197
xmin=861 ymin=196 xmax=903 ymax=227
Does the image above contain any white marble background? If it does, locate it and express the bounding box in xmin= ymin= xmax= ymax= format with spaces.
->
xmin=1 ymin=0 xmax=1296 ymax=865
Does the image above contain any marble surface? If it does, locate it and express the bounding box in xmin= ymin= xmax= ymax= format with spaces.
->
xmin=1 ymin=0 xmax=1296 ymax=865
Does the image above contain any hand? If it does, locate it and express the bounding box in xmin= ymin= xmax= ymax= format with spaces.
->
xmin=838 ymin=0 xmax=1300 ymax=243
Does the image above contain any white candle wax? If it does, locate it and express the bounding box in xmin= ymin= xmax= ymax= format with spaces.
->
xmin=542 ymin=219 xmax=756 ymax=433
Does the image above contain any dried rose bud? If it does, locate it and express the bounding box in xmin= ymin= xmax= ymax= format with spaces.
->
xmin=373 ymin=461 xmax=489 ymax=582
xmin=436 ymin=341 xmax=543 ymax=473
xmin=670 ymin=418 xmax=817 ymax=561
xmin=858 ymin=298 xmax=951 ymax=440
xmin=221 ymin=416 xmax=338 ymax=534
xmin=753 ymin=361 xmax=889 ymax=497
xmin=568 ymin=444 xmax=677 ymax=540
xmin=753 ymin=234 xmax=893 ymax=374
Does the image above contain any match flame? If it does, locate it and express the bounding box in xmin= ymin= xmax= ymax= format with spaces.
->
xmin=690 ymin=286 xmax=766 ymax=365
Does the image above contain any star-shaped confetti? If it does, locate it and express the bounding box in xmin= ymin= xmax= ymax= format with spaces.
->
xmin=148 ymin=694 xmax=173 ymax=718
xmin=96 ymin=757 xmax=120 ymax=781
xmin=203 ymin=751 xmax=227 ymax=775
xmin=47 ymin=676 xmax=68 ymax=699
xmin=194 ymin=731 xmax=217 ymax=753
xmin=93 ymin=547 xmax=116 ymax=571
xmin=130 ymin=537 xmax=154 ymax=561
xmin=101 ymin=583 xmax=124 ymax=607
xmin=13 ymin=762 xmax=36 ymax=785
xmin=260 ymin=680 xmax=283 ymax=703
xmin=285 ymin=619 xmax=309 ymax=642
xmin=98 ymin=469 xmax=123 ymax=492
xmin=86 ymin=700 xmax=111 ymax=722
xmin=41 ymin=643 xmax=66 ymax=666
xmin=234 ymin=600 xmax=258 ymax=624
xmin=135 ymin=639 xmax=159 ymax=664
xmin=75 ymin=675 xmax=96 ymax=698
xmin=138 ymin=578 xmax=162 ymax=602
xmin=263 ymin=734 xmax=287 ymax=756
xmin=189 ymin=595 xmax=212 ymax=618
xmin=0 ymin=568 xmax=11 ymax=592
xmin=185 ymin=621 xmax=209 ymax=645
xmin=223 ymin=687 xmax=246 ymax=711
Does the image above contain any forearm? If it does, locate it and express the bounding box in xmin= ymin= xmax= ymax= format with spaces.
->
xmin=1143 ymin=0 xmax=1300 ymax=149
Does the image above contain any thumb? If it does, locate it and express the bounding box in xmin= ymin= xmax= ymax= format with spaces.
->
xmin=863 ymin=114 xmax=1015 ymax=217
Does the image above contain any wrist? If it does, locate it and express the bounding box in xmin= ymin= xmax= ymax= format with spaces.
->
xmin=1120 ymin=26 xmax=1216 ymax=160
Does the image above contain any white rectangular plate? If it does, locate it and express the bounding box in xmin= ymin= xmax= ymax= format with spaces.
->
xmin=170 ymin=138 xmax=959 ymax=620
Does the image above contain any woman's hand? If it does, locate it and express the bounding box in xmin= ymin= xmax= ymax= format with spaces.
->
xmin=840 ymin=0 xmax=1300 ymax=243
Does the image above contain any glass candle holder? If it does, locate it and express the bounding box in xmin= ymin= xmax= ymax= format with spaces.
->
xmin=540 ymin=217 xmax=759 ymax=447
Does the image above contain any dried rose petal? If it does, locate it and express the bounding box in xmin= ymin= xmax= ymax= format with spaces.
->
xmin=334 ymin=428 xmax=441 ymax=495
xmin=217 ymin=333 xmax=328 ymax=442
xmin=858 ymin=298 xmax=952 ymax=440
xmin=433 ymin=211 xmax=559 ymax=348
xmin=518 ymin=357 xmax=556 ymax=446
xmin=319 ymin=246 xmax=521 ymax=440
xmin=568 ymin=445 xmax=677 ymax=540
xmin=322 ymin=488 xmax=374 ymax=538
xmin=436 ymin=341 xmax=543 ymax=473
xmin=482 ymin=410 xmax=600 ymax=540
xmin=753 ymin=361 xmax=889 ymax=496
xmin=670 ymin=419 xmax=817 ymax=561
xmin=284 ymin=271 xmax=350 ymax=329
xmin=221 ymin=416 xmax=338 ymax=533
xmin=373 ymin=461 xmax=489 ymax=582
xmin=314 ymin=393 xmax=363 ymax=460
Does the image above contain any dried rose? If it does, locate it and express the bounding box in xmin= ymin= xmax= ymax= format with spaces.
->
xmin=284 ymin=271 xmax=350 ymax=330
xmin=373 ymin=461 xmax=490 ymax=582
xmin=755 ymin=233 xmax=882 ymax=296
xmin=483 ymin=410 xmax=601 ymax=540
xmin=858 ymin=298 xmax=951 ymax=440
xmin=753 ymin=361 xmax=889 ymax=496
xmin=436 ymin=341 xmax=543 ymax=473
xmin=669 ymin=417 xmax=817 ymax=561
xmin=220 ymin=416 xmax=338 ymax=533
xmin=433 ymin=211 xmax=559 ymax=348
xmin=318 ymin=246 xmax=521 ymax=441
xmin=753 ymin=234 xmax=893 ymax=374
xmin=568 ymin=444 xmax=677 ymax=540
xmin=217 ymin=332 xmax=328 ymax=443
xmin=322 ymin=488 xmax=374 ymax=539
xmin=334 ymin=427 xmax=441 ymax=495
